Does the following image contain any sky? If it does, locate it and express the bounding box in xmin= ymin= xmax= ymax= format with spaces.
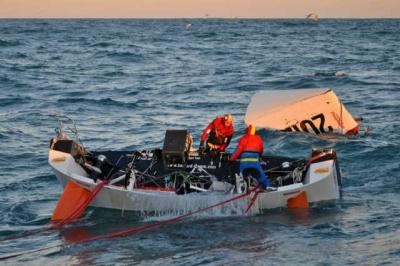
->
xmin=0 ymin=0 xmax=399 ymax=18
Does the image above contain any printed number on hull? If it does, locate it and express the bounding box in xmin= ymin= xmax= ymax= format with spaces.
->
xmin=283 ymin=113 xmax=333 ymax=135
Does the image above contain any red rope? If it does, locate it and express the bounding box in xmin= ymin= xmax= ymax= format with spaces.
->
xmin=51 ymin=180 xmax=109 ymax=228
xmin=78 ymin=186 xmax=259 ymax=244
xmin=245 ymin=184 xmax=261 ymax=213
xmin=0 ymin=180 xmax=109 ymax=241
xmin=308 ymin=152 xmax=327 ymax=164
xmin=0 ymin=186 xmax=259 ymax=261
xmin=304 ymin=152 xmax=327 ymax=169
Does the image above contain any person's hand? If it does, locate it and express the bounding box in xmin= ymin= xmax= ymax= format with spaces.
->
xmin=199 ymin=141 xmax=205 ymax=148
xmin=198 ymin=146 xmax=205 ymax=155
xmin=198 ymin=141 xmax=205 ymax=155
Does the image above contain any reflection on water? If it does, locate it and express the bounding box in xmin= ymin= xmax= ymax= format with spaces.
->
xmin=61 ymin=227 xmax=92 ymax=244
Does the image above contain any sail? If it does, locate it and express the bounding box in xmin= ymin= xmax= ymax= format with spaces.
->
xmin=306 ymin=13 xmax=320 ymax=21
xmin=244 ymin=88 xmax=359 ymax=135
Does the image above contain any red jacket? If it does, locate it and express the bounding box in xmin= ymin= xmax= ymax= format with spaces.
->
xmin=201 ymin=117 xmax=234 ymax=151
xmin=230 ymin=134 xmax=264 ymax=161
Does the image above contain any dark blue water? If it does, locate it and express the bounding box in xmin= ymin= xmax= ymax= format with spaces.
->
xmin=0 ymin=19 xmax=399 ymax=265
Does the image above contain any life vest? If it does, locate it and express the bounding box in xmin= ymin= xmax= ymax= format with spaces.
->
xmin=201 ymin=117 xmax=234 ymax=150
xmin=230 ymin=129 xmax=264 ymax=161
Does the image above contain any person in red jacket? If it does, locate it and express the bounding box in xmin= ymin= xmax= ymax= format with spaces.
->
xmin=199 ymin=114 xmax=234 ymax=153
xmin=230 ymin=124 xmax=273 ymax=189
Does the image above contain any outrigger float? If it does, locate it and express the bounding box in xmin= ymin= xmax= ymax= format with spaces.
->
xmin=49 ymin=116 xmax=341 ymax=217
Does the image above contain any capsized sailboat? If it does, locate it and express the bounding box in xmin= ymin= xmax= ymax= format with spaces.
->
xmin=244 ymin=88 xmax=362 ymax=136
xmin=49 ymin=115 xmax=341 ymax=217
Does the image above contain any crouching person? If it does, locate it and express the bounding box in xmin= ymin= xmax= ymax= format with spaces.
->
xmin=229 ymin=125 xmax=275 ymax=191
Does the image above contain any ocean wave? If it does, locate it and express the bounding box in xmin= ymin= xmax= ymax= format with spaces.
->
xmin=281 ymin=21 xmax=303 ymax=27
xmin=57 ymin=97 xmax=138 ymax=109
xmin=0 ymin=39 xmax=21 ymax=47
xmin=0 ymin=96 xmax=33 ymax=107
xmin=103 ymin=71 xmax=127 ymax=77
xmin=89 ymin=42 xmax=113 ymax=48
xmin=194 ymin=32 xmax=218 ymax=38
xmin=10 ymin=52 xmax=28 ymax=59
xmin=0 ymin=75 xmax=11 ymax=83
xmin=95 ymin=50 xmax=144 ymax=63
xmin=313 ymin=71 xmax=348 ymax=77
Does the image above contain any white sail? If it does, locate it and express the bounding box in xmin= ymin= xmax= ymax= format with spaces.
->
xmin=244 ymin=88 xmax=359 ymax=135
xmin=306 ymin=13 xmax=320 ymax=21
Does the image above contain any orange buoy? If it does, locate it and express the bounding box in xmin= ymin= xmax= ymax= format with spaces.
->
xmin=51 ymin=181 xmax=91 ymax=221
xmin=287 ymin=191 xmax=309 ymax=209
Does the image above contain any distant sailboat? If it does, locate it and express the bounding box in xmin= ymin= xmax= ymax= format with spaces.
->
xmin=306 ymin=13 xmax=320 ymax=21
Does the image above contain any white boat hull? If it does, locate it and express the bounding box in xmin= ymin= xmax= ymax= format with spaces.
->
xmin=49 ymin=149 xmax=340 ymax=215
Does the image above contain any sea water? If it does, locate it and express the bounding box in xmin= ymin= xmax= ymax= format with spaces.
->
xmin=0 ymin=19 xmax=399 ymax=265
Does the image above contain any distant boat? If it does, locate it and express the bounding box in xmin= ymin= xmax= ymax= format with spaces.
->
xmin=306 ymin=13 xmax=320 ymax=21
xmin=185 ymin=23 xmax=192 ymax=29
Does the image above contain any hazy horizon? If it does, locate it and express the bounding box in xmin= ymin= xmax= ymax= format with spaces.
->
xmin=0 ymin=17 xmax=399 ymax=20
xmin=1 ymin=0 xmax=399 ymax=19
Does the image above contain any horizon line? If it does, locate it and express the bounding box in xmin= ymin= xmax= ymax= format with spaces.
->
xmin=1 ymin=17 xmax=399 ymax=20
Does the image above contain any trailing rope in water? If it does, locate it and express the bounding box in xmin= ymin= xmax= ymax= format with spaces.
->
xmin=52 ymin=180 xmax=109 ymax=228
xmin=3 ymin=153 xmax=315 ymax=243
xmin=0 ymin=185 xmax=260 ymax=261
xmin=245 ymin=185 xmax=261 ymax=213
xmin=0 ymin=180 xmax=109 ymax=242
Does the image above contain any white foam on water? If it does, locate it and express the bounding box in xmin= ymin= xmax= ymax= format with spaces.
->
xmin=335 ymin=70 xmax=348 ymax=76
xmin=127 ymin=190 xmax=260 ymax=221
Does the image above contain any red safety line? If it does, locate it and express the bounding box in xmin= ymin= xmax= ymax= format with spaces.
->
xmin=245 ymin=185 xmax=261 ymax=213
xmin=136 ymin=186 xmax=176 ymax=192
xmin=52 ymin=180 xmax=109 ymax=228
xmin=308 ymin=152 xmax=327 ymax=164
xmin=0 ymin=180 xmax=109 ymax=242
xmin=0 ymin=186 xmax=260 ymax=261
xmin=304 ymin=151 xmax=328 ymax=169
xmin=78 ymin=185 xmax=259 ymax=244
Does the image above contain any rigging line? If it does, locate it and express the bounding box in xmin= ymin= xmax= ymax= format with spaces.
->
xmin=340 ymin=98 xmax=343 ymax=135
xmin=0 ymin=186 xmax=259 ymax=261
xmin=246 ymin=184 xmax=261 ymax=213
xmin=52 ymin=180 xmax=109 ymax=228
xmin=0 ymin=180 xmax=109 ymax=242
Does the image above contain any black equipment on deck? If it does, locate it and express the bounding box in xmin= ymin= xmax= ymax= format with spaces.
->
xmin=51 ymin=139 xmax=83 ymax=160
xmin=162 ymin=129 xmax=192 ymax=164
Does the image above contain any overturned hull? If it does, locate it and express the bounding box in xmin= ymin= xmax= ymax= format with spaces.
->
xmin=245 ymin=88 xmax=360 ymax=135
xmin=49 ymin=144 xmax=341 ymax=215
